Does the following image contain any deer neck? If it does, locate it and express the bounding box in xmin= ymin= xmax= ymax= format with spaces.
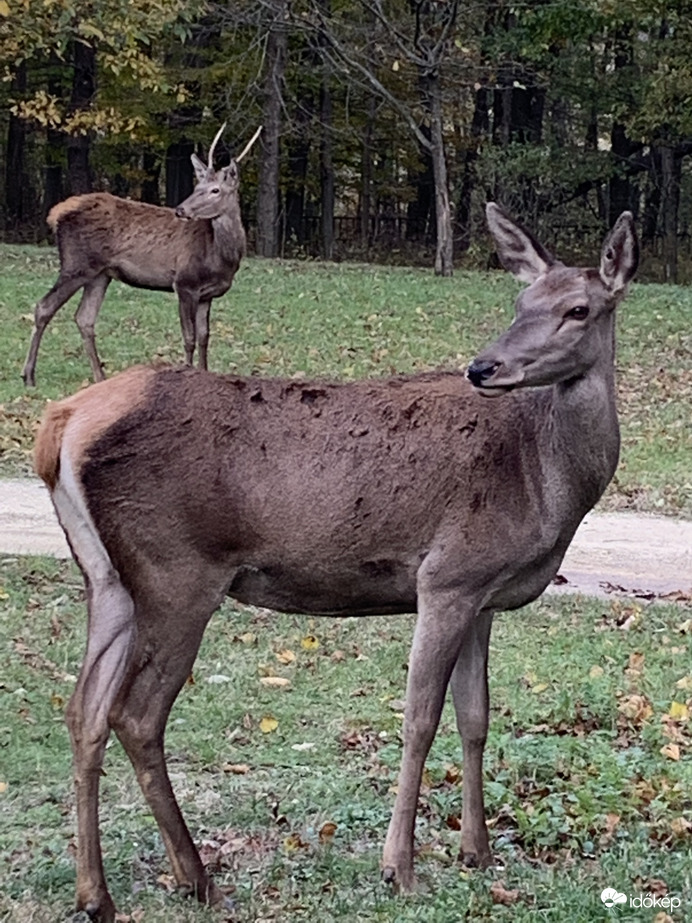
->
xmin=547 ymin=326 xmax=619 ymax=507
xmin=210 ymin=204 xmax=244 ymax=264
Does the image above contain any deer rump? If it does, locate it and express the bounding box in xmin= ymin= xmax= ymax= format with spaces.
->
xmin=57 ymin=365 xmax=569 ymax=619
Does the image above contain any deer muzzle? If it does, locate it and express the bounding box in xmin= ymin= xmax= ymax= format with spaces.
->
xmin=466 ymin=359 xmax=501 ymax=389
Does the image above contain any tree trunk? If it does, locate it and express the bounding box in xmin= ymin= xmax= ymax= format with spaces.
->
xmin=421 ymin=72 xmax=453 ymax=276
xmin=360 ymin=94 xmax=376 ymax=248
xmin=141 ymin=151 xmax=161 ymax=204
xmin=5 ymin=62 xmax=28 ymax=233
xmin=320 ymin=78 xmax=335 ymax=260
xmin=406 ymin=124 xmax=434 ymax=243
xmin=456 ymin=85 xmax=488 ymax=253
xmin=256 ymin=8 xmax=287 ymax=258
xmin=66 ymin=40 xmax=96 ymax=195
xmin=285 ymin=84 xmax=312 ymax=249
xmin=165 ymin=140 xmax=194 ymax=206
xmin=659 ymin=144 xmax=681 ymax=284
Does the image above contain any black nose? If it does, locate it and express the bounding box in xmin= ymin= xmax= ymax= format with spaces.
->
xmin=467 ymin=359 xmax=500 ymax=388
xmin=175 ymin=206 xmax=186 ymax=218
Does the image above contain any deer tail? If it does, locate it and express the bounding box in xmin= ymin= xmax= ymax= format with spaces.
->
xmin=34 ymin=401 xmax=76 ymax=491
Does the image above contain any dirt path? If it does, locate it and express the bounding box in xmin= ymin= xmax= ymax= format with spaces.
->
xmin=0 ymin=478 xmax=690 ymax=601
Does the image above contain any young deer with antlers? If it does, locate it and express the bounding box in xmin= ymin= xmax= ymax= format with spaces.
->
xmin=22 ymin=125 xmax=261 ymax=387
xmin=34 ymin=205 xmax=637 ymax=920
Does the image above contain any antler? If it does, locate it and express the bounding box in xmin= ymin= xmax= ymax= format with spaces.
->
xmin=236 ymin=126 xmax=263 ymax=163
xmin=207 ymin=122 xmax=227 ymax=169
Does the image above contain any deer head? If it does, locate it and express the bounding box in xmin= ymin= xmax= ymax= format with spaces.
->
xmin=467 ymin=204 xmax=638 ymax=395
xmin=175 ymin=124 xmax=262 ymax=221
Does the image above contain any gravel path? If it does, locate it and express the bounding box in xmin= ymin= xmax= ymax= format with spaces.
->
xmin=0 ymin=478 xmax=690 ymax=601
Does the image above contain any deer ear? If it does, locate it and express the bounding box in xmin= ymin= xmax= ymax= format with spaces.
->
xmin=221 ymin=161 xmax=239 ymax=185
xmin=486 ymin=202 xmax=554 ymax=284
xmin=599 ymin=211 xmax=639 ymax=293
xmin=191 ymin=153 xmax=209 ymax=184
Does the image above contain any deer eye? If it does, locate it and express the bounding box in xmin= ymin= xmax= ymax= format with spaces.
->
xmin=210 ymin=187 xmax=220 ymax=195
xmin=565 ymin=305 xmax=589 ymax=320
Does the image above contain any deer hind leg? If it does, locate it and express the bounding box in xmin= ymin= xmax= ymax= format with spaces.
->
xmin=382 ymin=580 xmax=481 ymax=893
xmin=195 ymin=300 xmax=211 ymax=370
xmin=51 ymin=455 xmax=136 ymax=922
xmin=449 ymin=608 xmax=494 ymax=868
xmin=109 ymin=567 xmax=232 ymax=910
xmin=74 ymin=275 xmax=111 ymax=382
xmin=22 ymin=272 xmax=89 ymax=386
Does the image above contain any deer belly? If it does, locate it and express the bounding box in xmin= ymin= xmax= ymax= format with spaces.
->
xmin=227 ymin=558 xmax=418 ymax=616
xmin=109 ymin=262 xmax=175 ymax=291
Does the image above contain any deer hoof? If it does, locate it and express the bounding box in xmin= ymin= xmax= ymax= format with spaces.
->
xmin=381 ymin=864 xmax=417 ymax=894
xmin=460 ymin=849 xmax=493 ymax=870
xmin=73 ymin=893 xmax=117 ymax=923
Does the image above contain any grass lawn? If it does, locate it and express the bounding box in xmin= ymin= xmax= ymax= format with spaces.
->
xmin=1 ymin=556 xmax=691 ymax=922
xmin=0 ymin=244 xmax=690 ymax=515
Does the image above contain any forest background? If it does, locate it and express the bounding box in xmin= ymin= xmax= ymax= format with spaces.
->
xmin=2 ymin=0 xmax=692 ymax=281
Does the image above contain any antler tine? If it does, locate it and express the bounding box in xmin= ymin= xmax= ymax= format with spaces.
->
xmin=207 ymin=122 xmax=227 ymax=169
xmin=235 ymin=126 xmax=263 ymax=163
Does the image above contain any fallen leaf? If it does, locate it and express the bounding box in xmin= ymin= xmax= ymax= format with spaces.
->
xmin=319 ymin=821 xmax=337 ymax=843
xmin=291 ymin=742 xmax=315 ymax=751
xmin=531 ymin=682 xmax=549 ymax=694
xmin=283 ymin=833 xmax=307 ymax=853
xmin=238 ymin=632 xmax=257 ymax=645
xmin=617 ymin=694 xmax=653 ymax=725
xmin=301 ymin=635 xmax=320 ymax=650
xmin=206 ymin=674 xmax=231 ymax=684
xmin=627 ymin=651 xmax=645 ymax=673
xmin=677 ymin=619 xmax=692 ymax=634
xmin=670 ymin=816 xmax=692 ymax=837
xmin=223 ymin=763 xmax=250 ymax=775
xmin=490 ymin=880 xmax=521 ymax=905
xmin=259 ymin=676 xmax=291 ymax=689
xmin=0 ymin=782 xmax=7 ymax=793
xmin=675 ymin=675 xmax=692 ymax=690
xmin=668 ymin=701 xmax=689 ymax=721
xmin=276 ymin=649 xmax=296 ymax=664
xmin=660 ymin=743 xmax=680 ymax=761
xmin=259 ymin=715 xmax=279 ymax=734
xmin=50 ymin=692 xmax=64 ymax=709
xmin=589 ymin=665 xmax=605 ymax=678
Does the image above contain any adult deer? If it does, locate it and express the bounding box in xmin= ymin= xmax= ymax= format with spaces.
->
xmin=34 ymin=205 xmax=637 ymax=920
xmin=22 ymin=125 xmax=262 ymax=387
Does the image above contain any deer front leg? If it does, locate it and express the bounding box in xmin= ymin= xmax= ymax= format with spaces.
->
xmin=195 ymin=300 xmax=211 ymax=370
xmin=449 ymin=608 xmax=494 ymax=868
xmin=177 ymin=291 xmax=197 ymax=366
xmin=382 ymin=585 xmax=479 ymax=893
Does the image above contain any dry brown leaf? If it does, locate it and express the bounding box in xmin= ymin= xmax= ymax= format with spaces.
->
xmin=670 ymin=816 xmax=692 ymax=837
xmin=259 ymin=676 xmax=291 ymax=689
xmin=490 ymin=880 xmax=521 ymax=905
xmin=223 ymin=763 xmax=250 ymax=775
xmin=617 ymin=694 xmax=653 ymax=725
xmin=319 ymin=821 xmax=338 ymax=843
xmin=660 ymin=742 xmax=680 ymax=761
xmin=276 ymin=649 xmax=296 ymax=664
